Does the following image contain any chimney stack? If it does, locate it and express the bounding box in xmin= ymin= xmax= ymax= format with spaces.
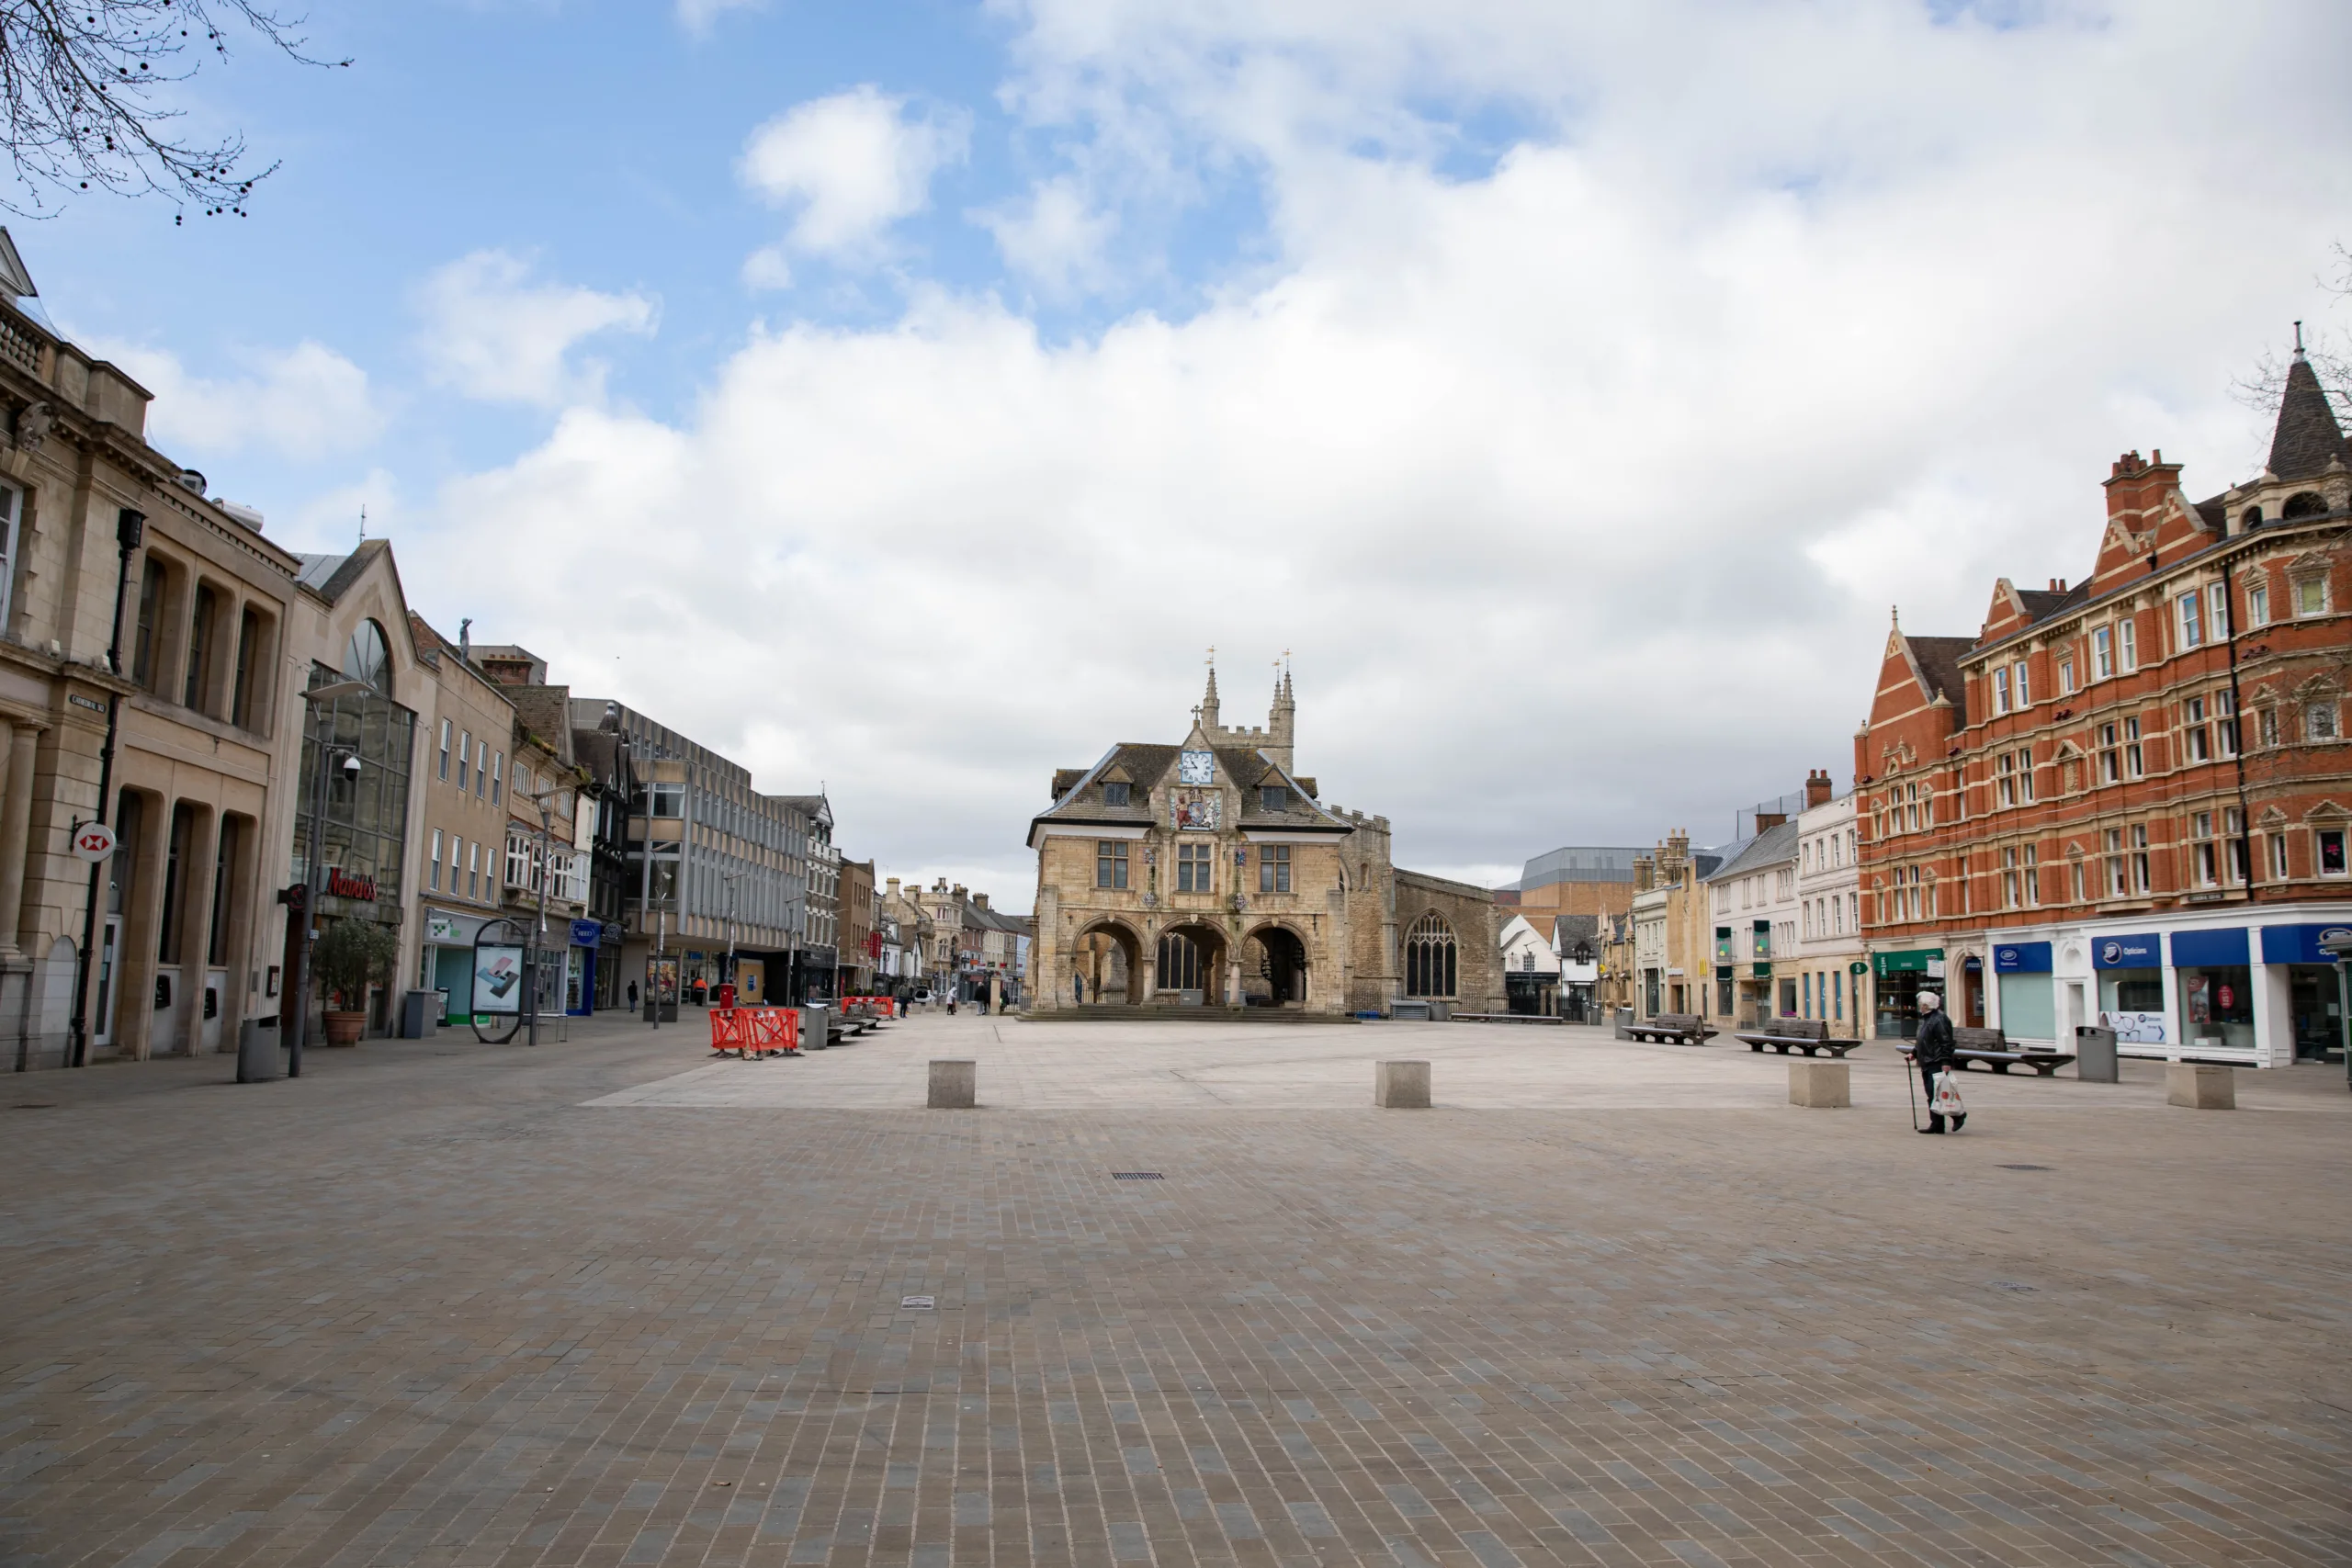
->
xmin=1804 ymin=768 xmax=1833 ymax=809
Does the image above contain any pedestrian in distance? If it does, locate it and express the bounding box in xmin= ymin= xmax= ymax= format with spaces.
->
xmin=1910 ymin=990 xmax=1966 ymax=1134
xmin=627 ymin=980 xmax=639 ymax=1010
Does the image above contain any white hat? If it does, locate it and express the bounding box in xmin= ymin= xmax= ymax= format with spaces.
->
xmin=1917 ymin=991 xmax=1941 ymax=1010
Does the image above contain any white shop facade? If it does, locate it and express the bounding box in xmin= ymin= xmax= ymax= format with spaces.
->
xmin=1961 ymin=905 xmax=2350 ymax=1068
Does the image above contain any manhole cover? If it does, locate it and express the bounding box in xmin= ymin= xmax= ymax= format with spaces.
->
xmin=900 ymin=1295 xmax=934 ymax=1311
xmin=1997 ymin=1163 xmax=2052 ymax=1171
xmin=1112 ymin=1171 xmax=1163 ymax=1180
xmin=1986 ymin=1280 xmax=2037 ymax=1292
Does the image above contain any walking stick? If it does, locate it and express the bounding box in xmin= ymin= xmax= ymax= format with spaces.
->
xmin=1905 ymin=1048 xmax=1922 ymax=1131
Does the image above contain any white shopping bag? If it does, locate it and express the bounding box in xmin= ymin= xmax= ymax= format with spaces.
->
xmin=1931 ymin=1069 xmax=1966 ymax=1120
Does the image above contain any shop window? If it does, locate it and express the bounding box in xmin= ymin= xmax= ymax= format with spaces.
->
xmin=2179 ymin=964 xmax=2253 ymax=1052
xmin=2320 ymin=829 xmax=2347 ymax=876
xmin=2098 ymin=965 xmax=2164 ymax=1042
xmin=1096 ymin=840 xmax=1128 ymax=889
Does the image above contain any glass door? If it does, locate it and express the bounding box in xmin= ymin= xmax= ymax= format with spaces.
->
xmin=93 ymin=916 xmax=120 ymax=1046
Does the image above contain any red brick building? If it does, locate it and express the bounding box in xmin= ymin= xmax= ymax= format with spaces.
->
xmin=1853 ymin=351 xmax=2352 ymax=1066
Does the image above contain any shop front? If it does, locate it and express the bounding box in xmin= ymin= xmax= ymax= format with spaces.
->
xmin=421 ymin=908 xmax=489 ymax=1025
xmin=2093 ymin=931 xmax=2167 ymax=1051
xmin=2172 ymin=927 xmax=2255 ymax=1058
xmin=566 ymin=920 xmax=602 ymax=1016
xmin=2258 ymin=922 xmax=2351 ymax=1064
xmin=1871 ymin=948 xmax=1944 ymax=1038
xmin=1992 ymin=940 xmax=2055 ymax=1044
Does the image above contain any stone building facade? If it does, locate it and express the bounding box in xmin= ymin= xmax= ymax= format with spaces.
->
xmin=1028 ymin=669 xmax=1502 ymax=1017
xmin=1855 ymin=352 xmax=2352 ymax=1064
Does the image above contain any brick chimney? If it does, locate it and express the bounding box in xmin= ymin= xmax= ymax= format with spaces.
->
xmin=2102 ymin=448 xmax=2181 ymax=533
xmin=974 ymin=893 xmax=990 ymax=910
xmin=1804 ymin=768 xmax=1833 ymax=809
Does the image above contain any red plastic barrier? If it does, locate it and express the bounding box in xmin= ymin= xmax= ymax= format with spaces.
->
xmin=842 ymin=994 xmax=898 ymax=1018
xmin=708 ymin=1007 xmax=800 ymax=1058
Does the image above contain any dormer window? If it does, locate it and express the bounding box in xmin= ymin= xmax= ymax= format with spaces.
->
xmin=1102 ymin=782 xmax=1130 ymax=807
xmin=1261 ymin=785 xmax=1287 ymax=811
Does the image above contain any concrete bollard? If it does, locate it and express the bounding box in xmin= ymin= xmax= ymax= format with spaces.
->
xmin=2165 ymin=1062 xmax=2234 ymax=1110
xmin=1788 ymin=1059 xmax=1850 ymax=1108
xmin=1374 ymin=1059 xmax=1430 ymax=1109
xmin=928 ymin=1059 xmax=977 ymax=1109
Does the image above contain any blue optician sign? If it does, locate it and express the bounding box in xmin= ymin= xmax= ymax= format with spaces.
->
xmin=2258 ymin=923 xmax=2352 ymax=965
xmin=2093 ymin=933 xmax=2162 ymax=969
xmin=570 ymin=919 xmax=604 ymax=947
xmin=1993 ymin=941 xmax=2052 ymax=974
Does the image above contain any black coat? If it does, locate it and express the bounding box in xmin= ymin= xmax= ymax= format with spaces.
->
xmin=1914 ymin=1007 xmax=1956 ymax=1066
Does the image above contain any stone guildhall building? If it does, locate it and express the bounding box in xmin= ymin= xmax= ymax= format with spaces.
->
xmin=1028 ymin=667 xmax=1502 ymax=1017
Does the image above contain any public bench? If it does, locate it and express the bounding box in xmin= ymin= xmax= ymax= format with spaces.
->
xmin=1625 ymin=1012 xmax=1714 ymax=1044
xmin=1736 ymin=1017 xmax=1860 ymax=1057
xmin=1903 ymin=1026 xmax=2075 ymax=1077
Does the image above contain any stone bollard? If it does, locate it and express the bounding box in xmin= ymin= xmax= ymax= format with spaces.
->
xmin=2165 ymin=1062 xmax=2234 ymax=1110
xmin=1374 ymin=1059 xmax=1430 ymax=1109
xmin=928 ymin=1059 xmax=977 ymax=1109
xmin=1787 ymin=1059 xmax=1850 ymax=1108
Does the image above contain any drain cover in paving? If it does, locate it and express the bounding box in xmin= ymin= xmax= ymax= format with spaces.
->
xmin=1997 ymin=1163 xmax=2053 ymax=1171
xmin=1112 ymin=1172 xmax=1163 ymax=1180
xmin=900 ymin=1295 xmax=934 ymax=1310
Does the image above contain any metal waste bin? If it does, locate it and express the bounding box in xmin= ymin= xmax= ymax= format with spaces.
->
xmin=400 ymin=989 xmax=440 ymax=1040
xmin=2075 ymin=1024 xmax=2118 ymax=1083
xmin=1614 ymin=1007 xmax=1634 ymax=1040
xmin=797 ymin=1005 xmax=830 ymax=1050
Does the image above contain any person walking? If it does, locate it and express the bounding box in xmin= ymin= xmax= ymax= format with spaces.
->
xmin=627 ymin=980 xmax=639 ymax=1010
xmin=1912 ymin=990 xmax=1965 ymax=1134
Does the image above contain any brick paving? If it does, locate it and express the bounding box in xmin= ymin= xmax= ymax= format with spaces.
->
xmin=3 ymin=1010 xmax=2348 ymax=1567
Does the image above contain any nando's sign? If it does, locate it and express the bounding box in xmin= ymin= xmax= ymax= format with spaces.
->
xmin=325 ymin=868 xmax=378 ymax=902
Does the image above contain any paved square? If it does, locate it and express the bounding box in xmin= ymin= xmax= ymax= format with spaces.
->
xmin=5 ymin=1010 xmax=2348 ymax=1567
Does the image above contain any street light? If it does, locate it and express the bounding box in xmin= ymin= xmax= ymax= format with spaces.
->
xmin=288 ymin=679 xmax=371 ymax=1079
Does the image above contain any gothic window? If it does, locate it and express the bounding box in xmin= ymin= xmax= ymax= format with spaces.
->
xmin=1158 ymin=931 xmax=1203 ymax=990
xmin=1403 ymin=910 xmax=1457 ymax=998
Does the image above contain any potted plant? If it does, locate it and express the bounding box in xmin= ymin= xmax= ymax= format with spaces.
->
xmin=313 ymin=918 xmax=398 ymax=1045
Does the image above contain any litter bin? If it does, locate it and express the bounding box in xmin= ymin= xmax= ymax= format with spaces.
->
xmin=400 ymin=989 xmax=440 ymax=1040
xmin=1614 ymin=1007 xmax=1634 ymax=1040
xmin=2075 ymin=1024 xmax=2118 ymax=1083
xmin=798 ymin=1005 xmax=830 ymax=1050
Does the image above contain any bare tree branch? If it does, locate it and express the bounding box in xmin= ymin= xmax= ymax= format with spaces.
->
xmin=0 ymin=0 xmax=346 ymax=220
xmin=2233 ymin=243 xmax=2352 ymax=422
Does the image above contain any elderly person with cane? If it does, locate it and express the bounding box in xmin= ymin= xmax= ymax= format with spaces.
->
xmin=1910 ymin=990 xmax=1966 ymax=1134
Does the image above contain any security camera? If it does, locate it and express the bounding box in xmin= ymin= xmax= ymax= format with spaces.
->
xmin=341 ymin=753 xmax=362 ymax=780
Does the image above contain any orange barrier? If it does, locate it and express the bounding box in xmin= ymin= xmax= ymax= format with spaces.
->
xmin=708 ymin=1007 xmax=801 ymax=1059
xmin=842 ymin=995 xmax=899 ymax=1018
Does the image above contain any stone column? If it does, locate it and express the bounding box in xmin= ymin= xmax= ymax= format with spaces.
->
xmin=0 ymin=718 xmax=33 ymax=955
xmin=175 ymin=807 xmax=220 ymax=1053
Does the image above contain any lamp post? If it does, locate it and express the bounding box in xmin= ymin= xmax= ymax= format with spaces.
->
xmin=289 ymin=678 xmax=370 ymax=1079
xmin=721 ymin=867 xmax=746 ymax=1001
xmin=519 ymin=784 xmax=568 ymax=1049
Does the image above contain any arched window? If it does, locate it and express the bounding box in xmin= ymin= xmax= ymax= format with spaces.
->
xmin=2280 ymin=491 xmax=2328 ymax=520
xmin=345 ymin=618 xmax=390 ymax=691
xmin=1403 ymin=911 xmax=1456 ymax=998
xmin=2242 ymin=505 xmax=2264 ymax=528
xmin=1158 ymin=931 xmax=1203 ymax=991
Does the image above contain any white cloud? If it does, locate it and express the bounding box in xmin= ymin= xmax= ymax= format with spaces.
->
xmin=739 ymin=86 xmax=970 ymax=264
xmin=415 ymin=250 xmax=658 ymax=408
xmin=404 ymin=2 xmax=2352 ymax=897
xmin=98 ymin=339 xmax=383 ymax=460
xmin=977 ymin=176 xmax=1118 ymax=296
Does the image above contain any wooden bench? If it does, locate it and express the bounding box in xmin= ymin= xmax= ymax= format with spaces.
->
xmin=1736 ymin=1018 xmax=1861 ymax=1057
xmin=1625 ymin=1012 xmax=1714 ymax=1045
xmin=1904 ymin=1027 xmax=2075 ymax=1077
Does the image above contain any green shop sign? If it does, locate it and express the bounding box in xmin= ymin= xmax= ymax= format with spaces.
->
xmin=1872 ymin=949 xmax=1945 ymax=976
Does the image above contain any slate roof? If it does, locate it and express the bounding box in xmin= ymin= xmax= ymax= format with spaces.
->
xmin=1035 ymin=741 xmax=1351 ymax=833
xmin=2014 ymin=582 xmax=2088 ymax=623
xmin=1905 ymin=635 xmax=1974 ymax=705
xmin=1705 ymin=819 xmax=1800 ymax=882
xmin=2267 ymin=355 xmax=2350 ymax=482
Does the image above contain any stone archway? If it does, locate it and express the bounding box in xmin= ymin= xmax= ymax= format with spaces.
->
xmin=1156 ymin=921 xmax=1229 ymax=1006
xmin=1072 ymin=920 xmax=1144 ymax=1005
xmin=1242 ymin=922 xmax=1310 ymax=1008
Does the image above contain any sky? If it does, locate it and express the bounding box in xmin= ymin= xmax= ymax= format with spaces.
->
xmin=17 ymin=0 xmax=2352 ymax=910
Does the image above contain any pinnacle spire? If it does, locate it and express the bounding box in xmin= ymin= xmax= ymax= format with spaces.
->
xmin=2267 ymin=346 xmax=2349 ymax=482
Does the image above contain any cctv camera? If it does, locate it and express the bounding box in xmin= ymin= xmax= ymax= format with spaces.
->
xmin=341 ymin=753 xmax=362 ymax=779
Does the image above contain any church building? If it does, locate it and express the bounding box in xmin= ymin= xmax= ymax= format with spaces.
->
xmin=1027 ymin=667 xmax=1503 ymax=1017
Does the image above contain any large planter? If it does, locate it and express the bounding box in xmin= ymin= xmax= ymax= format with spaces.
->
xmin=322 ymin=1010 xmax=366 ymax=1047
